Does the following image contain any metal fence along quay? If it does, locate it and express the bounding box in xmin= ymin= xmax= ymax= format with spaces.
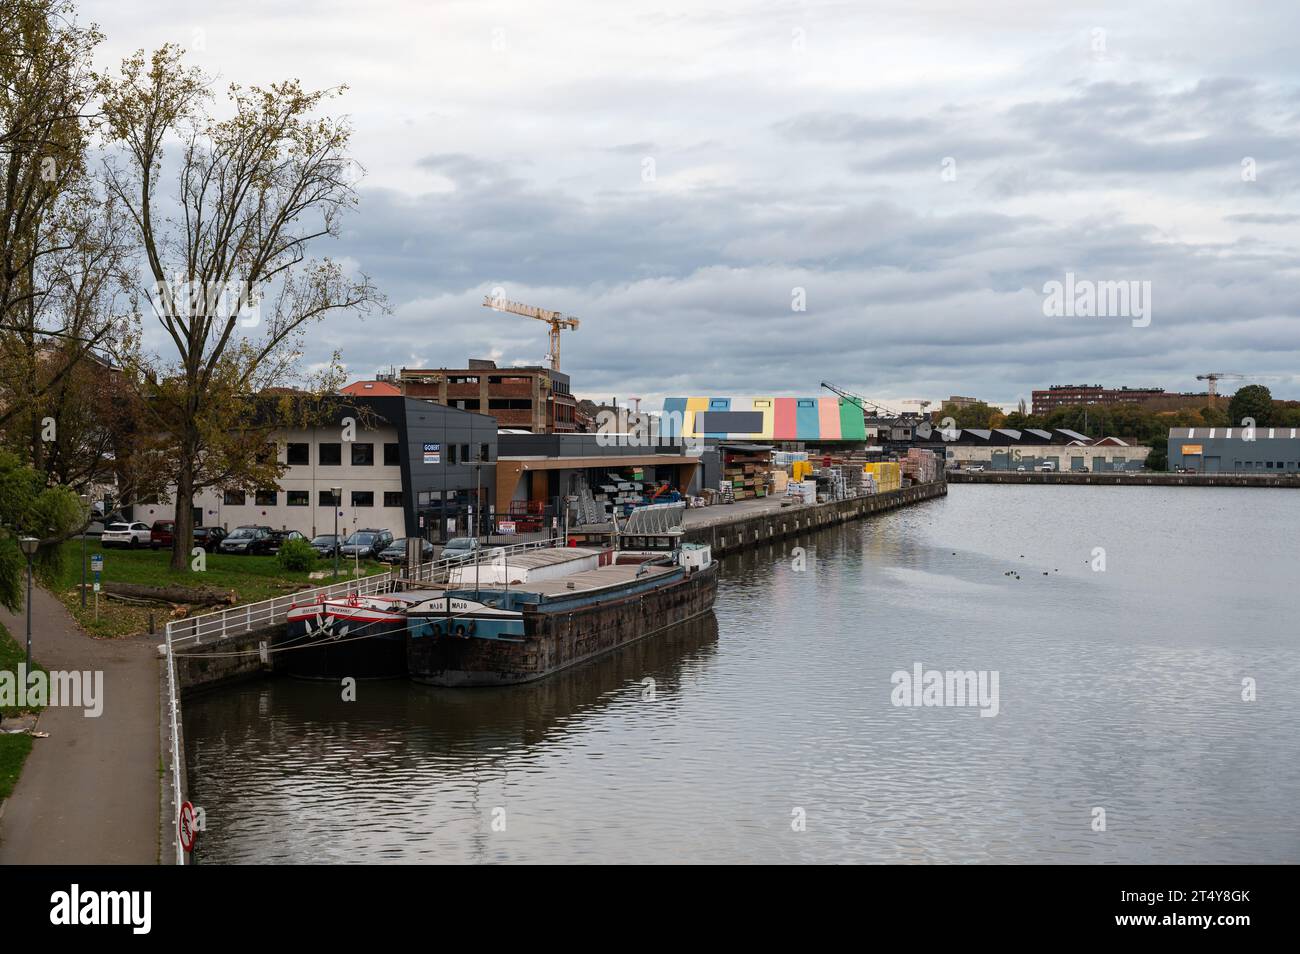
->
xmin=163 ymin=536 xmax=562 ymax=647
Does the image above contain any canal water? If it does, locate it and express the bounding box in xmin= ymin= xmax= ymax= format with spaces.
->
xmin=184 ymin=485 xmax=1300 ymax=863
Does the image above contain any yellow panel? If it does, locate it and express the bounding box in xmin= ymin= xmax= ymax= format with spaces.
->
xmin=1182 ymin=444 xmax=1203 ymax=455
xmin=684 ymin=397 xmax=709 ymax=436
xmin=749 ymin=397 xmax=775 ymax=439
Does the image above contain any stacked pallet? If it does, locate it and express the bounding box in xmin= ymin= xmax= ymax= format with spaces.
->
xmin=865 ymin=460 xmax=902 ymax=493
xmin=834 ymin=464 xmax=863 ymax=493
xmin=901 ymin=448 xmax=940 ymax=484
xmin=722 ymin=449 xmax=770 ymax=501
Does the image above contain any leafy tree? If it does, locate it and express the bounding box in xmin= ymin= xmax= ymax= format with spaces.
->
xmin=100 ymin=45 xmax=384 ymax=569
xmin=1273 ymin=404 xmax=1300 ymax=428
xmin=0 ymin=0 xmax=133 ymax=457
xmin=1228 ymin=385 xmax=1272 ymax=428
xmin=1198 ymin=404 xmax=1230 ymax=426
xmin=938 ymin=400 xmax=998 ymax=429
xmin=0 ymin=450 xmax=81 ymax=609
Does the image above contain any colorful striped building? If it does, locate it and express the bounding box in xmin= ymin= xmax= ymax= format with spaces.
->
xmin=661 ymin=397 xmax=869 ymax=442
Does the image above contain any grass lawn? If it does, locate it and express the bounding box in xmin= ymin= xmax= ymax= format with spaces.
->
xmin=44 ymin=542 xmax=388 ymax=639
xmin=0 ymin=621 xmax=40 ymax=801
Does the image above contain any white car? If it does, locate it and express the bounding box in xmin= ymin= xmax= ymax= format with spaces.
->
xmin=101 ymin=521 xmax=151 ymax=548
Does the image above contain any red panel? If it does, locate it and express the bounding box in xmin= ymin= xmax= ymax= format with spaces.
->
xmin=774 ymin=398 xmax=797 ymax=440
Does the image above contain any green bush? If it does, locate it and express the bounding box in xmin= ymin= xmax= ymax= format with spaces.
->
xmin=276 ymin=538 xmax=318 ymax=572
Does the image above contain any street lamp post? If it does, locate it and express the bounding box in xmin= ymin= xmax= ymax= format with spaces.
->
xmin=19 ymin=536 xmax=39 ymax=669
xmin=331 ymin=486 xmax=342 ymax=580
xmin=78 ymin=494 xmax=91 ymax=609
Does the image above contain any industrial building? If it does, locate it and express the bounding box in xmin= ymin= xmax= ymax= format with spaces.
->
xmin=493 ymin=432 xmax=701 ymax=528
xmin=144 ymin=396 xmax=700 ymax=542
xmin=662 ymin=396 xmax=870 ymax=442
xmin=1167 ymin=427 xmax=1300 ymax=473
xmin=937 ymin=428 xmax=1150 ymax=472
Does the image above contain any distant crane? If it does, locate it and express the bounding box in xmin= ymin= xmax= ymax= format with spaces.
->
xmin=902 ymin=399 xmax=933 ymax=415
xmin=482 ymin=295 xmax=580 ymax=371
xmin=1196 ymin=372 xmax=1245 ymax=403
xmin=820 ymin=381 xmax=899 ymax=418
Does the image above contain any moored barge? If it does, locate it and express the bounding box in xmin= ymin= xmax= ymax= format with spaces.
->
xmin=407 ymin=503 xmax=717 ymax=686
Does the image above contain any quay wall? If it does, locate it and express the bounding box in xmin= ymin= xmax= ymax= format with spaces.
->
xmin=684 ymin=480 xmax=947 ymax=557
xmin=948 ymin=471 xmax=1300 ymax=488
xmin=174 ymin=629 xmax=276 ymax=695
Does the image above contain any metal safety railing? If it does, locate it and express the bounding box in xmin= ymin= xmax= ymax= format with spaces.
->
xmin=163 ymin=626 xmax=185 ymax=864
xmin=165 ymin=536 xmax=567 ymax=648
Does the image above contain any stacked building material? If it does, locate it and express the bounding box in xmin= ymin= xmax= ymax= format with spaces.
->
xmin=772 ymin=451 xmax=809 ymax=468
xmin=834 ymin=464 xmax=862 ymax=493
xmin=901 ymin=448 xmax=940 ymax=484
xmin=722 ymin=448 xmax=770 ymax=500
xmin=864 ymin=460 xmax=902 ymax=493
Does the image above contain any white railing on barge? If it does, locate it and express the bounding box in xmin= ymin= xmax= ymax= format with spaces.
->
xmin=165 ymin=536 xmax=564 ymax=648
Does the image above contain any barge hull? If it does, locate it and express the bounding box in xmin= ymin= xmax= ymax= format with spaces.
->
xmin=408 ymin=567 xmax=717 ymax=686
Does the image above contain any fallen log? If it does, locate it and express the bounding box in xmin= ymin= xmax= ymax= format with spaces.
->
xmin=99 ymin=581 xmax=237 ymax=605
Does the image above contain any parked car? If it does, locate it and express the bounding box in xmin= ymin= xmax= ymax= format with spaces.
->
xmin=377 ymin=537 xmax=435 ymax=565
xmin=193 ymin=526 xmax=228 ymax=552
xmin=339 ymin=529 xmax=394 ymax=560
xmin=102 ymin=521 xmax=152 ymax=548
xmin=966 ymin=464 xmax=985 ymax=473
xmin=1015 ymin=465 xmax=1027 ymax=472
xmin=440 ymin=537 xmax=481 ymax=561
xmin=1037 ymin=462 xmax=1056 ymax=472
xmin=150 ymin=520 xmax=175 ymax=549
xmin=310 ymin=534 xmax=341 ymax=558
xmin=218 ymin=525 xmax=275 ymax=556
xmin=267 ymin=529 xmax=307 ymax=554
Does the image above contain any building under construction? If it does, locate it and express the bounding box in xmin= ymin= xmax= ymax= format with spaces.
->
xmin=396 ymin=359 xmax=578 ymax=433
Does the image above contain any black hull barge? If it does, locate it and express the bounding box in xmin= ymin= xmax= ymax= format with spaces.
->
xmin=407 ymin=558 xmax=717 ymax=686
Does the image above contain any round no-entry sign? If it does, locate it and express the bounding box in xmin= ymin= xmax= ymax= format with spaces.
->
xmin=179 ymin=801 xmax=197 ymax=852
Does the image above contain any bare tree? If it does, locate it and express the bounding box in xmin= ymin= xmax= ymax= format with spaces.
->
xmin=100 ymin=45 xmax=384 ymax=569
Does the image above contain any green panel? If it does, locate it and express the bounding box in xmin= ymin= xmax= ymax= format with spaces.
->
xmin=838 ymin=399 xmax=866 ymax=440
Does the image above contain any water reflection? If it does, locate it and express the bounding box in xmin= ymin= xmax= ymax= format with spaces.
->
xmin=186 ymin=486 xmax=1300 ymax=864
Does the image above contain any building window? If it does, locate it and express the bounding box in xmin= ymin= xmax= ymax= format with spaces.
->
xmin=480 ymin=443 xmax=490 ymax=463
xmin=384 ymin=491 xmax=403 ymax=508
xmin=351 ymin=442 xmax=374 ymax=466
xmin=286 ymin=443 xmax=310 ymax=466
xmin=461 ymin=444 xmax=470 ymax=463
xmin=351 ymin=490 xmax=374 ymax=507
xmin=319 ymin=443 xmax=342 ymax=465
xmin=223 ymin=490 xmax=245 ymax=506
xmin=287 ymin=490 xmax=309 ymax=507
xmin=448 ymin=444 xmax=458 ymax=465
xmin=319 ymin=490 xmax=341 ymax=507
xmin=384 ymin=442 xmax=401 ymax=466
xmin=255 ymin=489 xmax=277 ymax=506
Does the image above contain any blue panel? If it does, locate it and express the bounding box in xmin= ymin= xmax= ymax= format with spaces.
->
xmin=795 ymin=398 xmax=820 ymax=439
xmin=662 ymin=398 xmax=687 ymax=439
xmin=706 ymin=396 xmax=731 ymax=437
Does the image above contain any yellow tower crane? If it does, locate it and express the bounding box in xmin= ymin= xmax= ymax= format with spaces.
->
xmin=482 ymin=295 xmax=580 ymax=371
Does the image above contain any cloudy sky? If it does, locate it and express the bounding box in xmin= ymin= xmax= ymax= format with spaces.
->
xmin=84 ymin=0 xmax=1300 ymax=408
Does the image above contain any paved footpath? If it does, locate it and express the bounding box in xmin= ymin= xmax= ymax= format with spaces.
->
xmin=0 ymin=587 xmax=160 ymax=864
